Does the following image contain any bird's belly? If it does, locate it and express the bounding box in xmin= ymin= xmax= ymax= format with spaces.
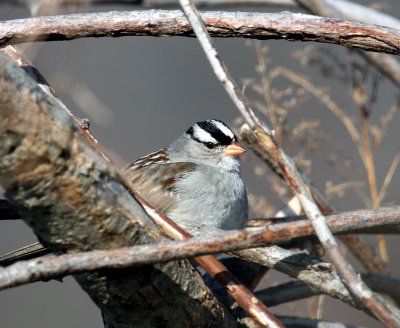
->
xmin=170 ymin=175 xmax=247 ymax=230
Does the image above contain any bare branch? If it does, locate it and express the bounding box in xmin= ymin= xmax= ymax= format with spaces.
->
xmin=2 ymin=0 xmax=297 ymax=7
xmin=0 ymin=232 xmax=280 ymax=291
xmin=2 ymin=202 xmax=400 ymax=265
xmin=0 ymin=11 xmax=400 ymax=55
xmin=259 ymin=206 xmax=400 ymax=236
xmin=1 ymin=205 xmax=400 ymax=289
xmin=340 ymin=234 xmax=389 ymax=276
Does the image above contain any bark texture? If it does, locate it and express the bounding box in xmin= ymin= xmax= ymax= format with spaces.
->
xmin=0 ymin=11 xmax=400 ymax=55
xmin=0 ymin=53 xmax=233 ymax=328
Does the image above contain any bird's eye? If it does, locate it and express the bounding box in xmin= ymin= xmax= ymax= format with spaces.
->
xmin=204 ymin=142 xmax=216 ymax=149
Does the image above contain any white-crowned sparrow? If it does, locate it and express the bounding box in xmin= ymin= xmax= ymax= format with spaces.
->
xmin=0 ymin=120 xmax=248 ymax=265
xmin=122 ymin=119 xmax=248 ymax=230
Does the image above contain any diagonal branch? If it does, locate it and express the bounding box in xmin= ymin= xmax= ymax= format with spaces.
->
xmin=1 ymin=11 xmax=400 ymax=55
xmin=178 ymin=0 xmax=400 ymax=325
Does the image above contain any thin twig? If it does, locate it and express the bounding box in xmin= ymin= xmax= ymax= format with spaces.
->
xmin=268 ymin=67 xmax=362 ymax=158
xmin=378 ymin=149 xmax=400 ymax=204
xmin=3 ymin=211 xmax=395 ymax=318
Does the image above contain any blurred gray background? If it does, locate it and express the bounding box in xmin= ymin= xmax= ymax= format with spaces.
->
xmin=0 ymin=1 xmax=399 ymax=327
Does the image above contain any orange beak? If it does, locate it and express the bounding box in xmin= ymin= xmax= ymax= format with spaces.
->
xmin=223 ymin=142 xmax=246 ymax=157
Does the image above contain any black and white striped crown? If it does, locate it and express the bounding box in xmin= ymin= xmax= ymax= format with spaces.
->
xmin=186 ymin=120 xmax=237 ymax=148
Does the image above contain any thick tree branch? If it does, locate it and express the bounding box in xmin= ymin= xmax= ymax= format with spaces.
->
xmin=1 ymin=11 xmax=400 ymax=55
xmin=0 ymin=52 xmax=235 ymax=328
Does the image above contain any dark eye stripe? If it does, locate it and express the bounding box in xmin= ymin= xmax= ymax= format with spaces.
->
xmin=196 ymin=120 xmax=235 ymax=145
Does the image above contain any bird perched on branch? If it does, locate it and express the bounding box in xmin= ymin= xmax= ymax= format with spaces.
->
xmin=123 ymin=119 xmax=248 ymax=230
xmin=0 ymin=119 xmax=248 ymax=265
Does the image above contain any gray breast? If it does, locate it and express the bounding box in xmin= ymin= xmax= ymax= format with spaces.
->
xmin=169 ymin=166 xmax=248 ymax=230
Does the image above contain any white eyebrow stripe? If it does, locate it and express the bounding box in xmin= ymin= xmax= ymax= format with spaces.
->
xmin=193 ymin=124 xmax=218 ymax=143
xmin=211 ymin=120 xmax=235 ymax=139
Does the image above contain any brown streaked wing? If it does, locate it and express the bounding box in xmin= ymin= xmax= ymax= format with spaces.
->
xmin=122 ymin=160 xmax=196 ymax=215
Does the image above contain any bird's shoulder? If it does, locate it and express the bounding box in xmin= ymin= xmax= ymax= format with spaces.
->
xmin=121 ymin=149 xmax=197 ymax=214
